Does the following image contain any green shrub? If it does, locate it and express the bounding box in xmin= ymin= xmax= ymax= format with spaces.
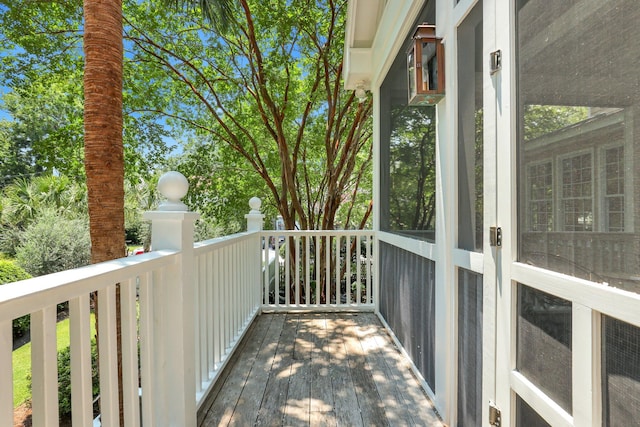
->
xmin=28 ymin=339 xmax=100 ymax=418
xmin=0 ymin=260 xmax=32 ymax=338
xmin=15 ymin=210 xmax=90 ymax=277
xmin=0 ymin=259 xmax=30 ymax=284
xmin=0 ymin=226 xmax=23 ymax=257
xmin=56 ymin=340 xmax=99 ymax=418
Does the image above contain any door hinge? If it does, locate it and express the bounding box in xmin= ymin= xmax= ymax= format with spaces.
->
xmin=489 ymin=401 xmax=502 ymax=427
xmin=490 ymin=50 xmax=502 ymax=75
xmin=489 ymin=226 xmax=502 ymax=247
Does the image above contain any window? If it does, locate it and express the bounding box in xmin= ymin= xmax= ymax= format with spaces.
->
xmin=604 ymin=146 xmax=625 ymax=232
xmin=560 ymin=153 xmax=593 ymax=231
xmin=527 ymin=162 xmax=553 ymax=231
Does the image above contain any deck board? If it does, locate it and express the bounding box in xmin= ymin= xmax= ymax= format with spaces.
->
xmin=328 ymin=314 xmax=365 ymax=427
xmin=199 ymin=313 xmax=443 ymax=427
xmin=228 ymin=314 xmax=285 ymax=426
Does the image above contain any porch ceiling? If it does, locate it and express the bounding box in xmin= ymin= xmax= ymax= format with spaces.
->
xmin=343 ymin=0 xmax=386 ymax=90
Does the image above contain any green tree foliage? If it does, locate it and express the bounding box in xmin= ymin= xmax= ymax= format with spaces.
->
xmin=0 ymin=0 xmax=373 ymax=232
xmin=0 ymin=74 xmax=85 ymax=182
xmin=388 ymin=106 xmax=436 ymax=231
xmin=0 ymin=173 xmax=155 ymax=256
xmin=124 ymin=175 xmax=160 ymax=247
xmin=0 ymin=0 xmax=174 ymax=186
xmin=15 ymin=209 xmax=90 ymax=277
xmin=523 ymin=104 xmax=589 ymax=141
xmin=124 ymin=0 xmax=373 ymax=231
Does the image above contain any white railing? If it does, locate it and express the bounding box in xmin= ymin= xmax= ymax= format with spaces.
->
xmin=260 ymin=230 xmax=375 ymax=311
xmin=0 ymin=249 xmax=180 ymax=427
xmin=0 ymin=172 xmax=376 ymax=426
xmin=193 ymin=232 xmax=261 ymax=406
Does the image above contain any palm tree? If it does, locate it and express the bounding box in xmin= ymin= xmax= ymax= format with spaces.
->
xmin=83 ymin=0 xmax=126 ymax=265
xmin=1 ymin=178 xmax=42 ymax=228
xmin=82 ymin=1 xmax=233 ymax=424
xmin=163 ymin=0 xmax=234 ymax=30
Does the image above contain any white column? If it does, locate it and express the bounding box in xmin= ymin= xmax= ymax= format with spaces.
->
xmin=143 ymin=171 xmax=200 ymax=426
xmin=245 ymin=196 xmax=264 ymax=231
xmin=245 ymin=197 xmax=264 ymax=313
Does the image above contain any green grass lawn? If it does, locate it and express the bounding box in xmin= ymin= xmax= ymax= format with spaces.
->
xmin=13 ymin=314 xmax=96 ymax=408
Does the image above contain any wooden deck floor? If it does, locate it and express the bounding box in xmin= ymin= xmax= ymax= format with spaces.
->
xmin=198 ymin=313 xmax=443 ymax=427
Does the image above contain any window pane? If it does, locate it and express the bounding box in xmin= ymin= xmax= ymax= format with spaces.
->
xmin=517 ymin=284 xmax=572 ymax=413
xmin=457 ymin=0 xmax=483 ymax=252
xmin=528 ymin=162 xmax=553 ymax=231
xmin=604 ymin=146 xmax=625 ymax=232
xmin=602 ymin=316 xmax=640 ymax=425
xmin=516 ymin=0 xmax=640 ymax=293
xmin=560 ymin=153 xmax=593 ymax=231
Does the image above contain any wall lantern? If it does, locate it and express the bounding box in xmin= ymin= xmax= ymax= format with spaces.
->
xmin=407 ymin=24 xmax=445 ymax=106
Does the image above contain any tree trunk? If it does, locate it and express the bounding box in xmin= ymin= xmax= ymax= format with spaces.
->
xmin=84 ymin=1 xmax=124 ymax=258
xmin=84 ymin=0 xmax=125 ymax=425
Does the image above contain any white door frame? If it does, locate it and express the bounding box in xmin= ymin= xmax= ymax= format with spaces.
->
xmin=493 ymin=0 xmax=515 ymax=424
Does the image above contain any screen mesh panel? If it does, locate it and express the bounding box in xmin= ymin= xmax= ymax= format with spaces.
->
xmin=516 ymin=0 xmax=640 ymax=294
xmin=457 ymin=268 xmax=483 ymax=426
xmin=379 ymin=241 xmax=436 ymax=388
xmin=517 ymin=283 xmax=572 ymax=413
xmin=516 ymin=395 xmax=552 ymax=427
xmin=457 ymin=0 xmax=483 ymax=252
xmin=379 ymin=3 xmax=437 ymax=241
xmin=602 ymin=316 xmax=640 ymax=426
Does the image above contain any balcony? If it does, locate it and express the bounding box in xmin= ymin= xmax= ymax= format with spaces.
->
xmin=0 ymin=174 xmax=442 ymax=427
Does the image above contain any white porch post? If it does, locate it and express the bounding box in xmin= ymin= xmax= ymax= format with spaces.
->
xmin=245 ymin=196 xmax=264 ymax=231
xmin=143 ymin=171 xmax=200 ymax=426
xmin=245 ymin=197 xmax=264 ymax=311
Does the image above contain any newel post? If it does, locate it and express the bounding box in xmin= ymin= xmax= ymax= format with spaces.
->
xmin=143 ymin=171 xmax=199 ymax=426
xmin=245 ymin=196 xmax=264 ymax=231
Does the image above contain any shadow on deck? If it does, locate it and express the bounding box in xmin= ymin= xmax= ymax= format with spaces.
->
xmin=197 ymin=313 xmax=443 ymax=426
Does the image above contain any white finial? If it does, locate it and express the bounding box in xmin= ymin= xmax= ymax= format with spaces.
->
xmin=248 ymin=196 xmax=262 ymax=214
xmin=157 ymin=171 xmax=189 ymax=211
xmin=246 ymin=196 xmax=264 ymax=231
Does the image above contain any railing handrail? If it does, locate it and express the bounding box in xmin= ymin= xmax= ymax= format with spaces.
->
xmin=261 ymin=229 xmax=374 ymax=236
xmin=0 ymin=249 xmax=179 ymax=323
xmin=194 ymin=230 xmax=257 ymax=254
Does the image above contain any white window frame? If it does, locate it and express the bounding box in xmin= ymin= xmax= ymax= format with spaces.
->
xmin=526 ymin=159 xmax=554 ymax=232
xmin=556 ymin=149 xmax=595 ymax=232
xmin=598 ymin=143 xmax=625 ymax=232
